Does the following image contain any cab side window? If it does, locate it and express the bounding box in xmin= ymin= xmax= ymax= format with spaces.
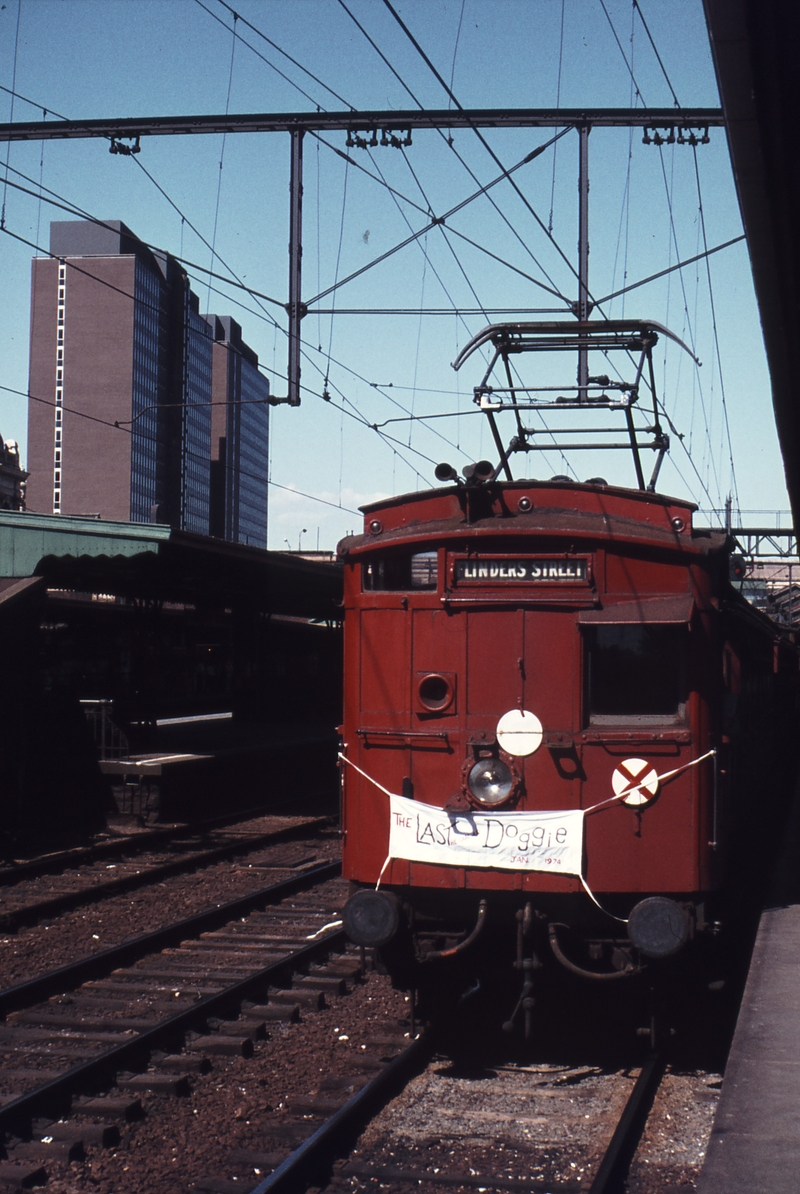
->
xmin=363 ymin=551 xmax=438 ymax=592
xmin=585 ymin=624 xmax=688 ymax=724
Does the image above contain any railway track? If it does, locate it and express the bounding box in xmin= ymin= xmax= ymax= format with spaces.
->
xmin=0 ymin=804 xmax=303 ymax=887
xmin=192 ymin=1037 xmax=718 ymax=1194
xmin=0 ymin=830 xmax=722 ymax=1193
xmin=0 ymin=932 xmax=721 ymax=1194
xmin=0 ymin=861 xmax=358 ymax=1189
xmin=228 ymin=1048 xmax=666 ymax=1194
xmin=0 ymin=813 xmax=330 ymax=933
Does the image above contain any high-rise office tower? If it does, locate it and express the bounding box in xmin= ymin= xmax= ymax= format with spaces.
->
xmin=26 ymin=221 xmax=269 ymax=542
xmin=206 ymin=316 xmax=269 ymax=548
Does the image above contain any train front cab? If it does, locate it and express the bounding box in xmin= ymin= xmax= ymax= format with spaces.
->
xmin=339 ymin=486 xmax=789 ymax=1021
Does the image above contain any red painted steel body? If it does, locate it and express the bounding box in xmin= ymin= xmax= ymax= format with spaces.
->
xmin=342 ymin=482 xmax=713 ymax=883
xmin=337 ymin=477 xmax=795 ymax=993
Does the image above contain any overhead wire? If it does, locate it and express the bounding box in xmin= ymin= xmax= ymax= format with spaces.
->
xmin=0 ymin=147 xmax=469 ymax=479
xmin=193 ymin=0 xmax=345 ymax=110
xmin=0 ymin=11 xmax=740 ymax=507
xmin=5 ymin=271 xmax=707 ymax=512
xmin=595 ymin=235 xmax=746 ymax=306
xmin=315 ymin=126 xmax=322 ymax=352
xmin=305 ymin=132 xmax=573 ymax=307
xmin=385 ymin=124 xmax=494 ymax=353
xmin=0 ymin=72 xmax=459 ymax=496
xmin=392 ymin=139 xmax=489 ymax=321
xmin=409 ymin=228 xmax=429 ymax=446
xmin=608 ymin=1 xmax=637 ymax=321
xmin=380 ymin=0 xmax=595 ymax=303
xmin=632 ymin=0 xmax=680 ymax=108
xmin=34 ymin=110 xmax=47 ymax=251
xmin=200 ymin=0 xmax=442 ymax=477
xmin=199 ymin=0 xmax=434 ymax=470
xmin=0 ymin=210 xmax=441 ymax=493
xmin=0 ymin=0 xmax=23 ymax=229
xmin=661 ymin=127 xmax=677 ymax=408
xmin=312 ymin=126 xmax=571 ymax=339
xmin=1 ymin=115 xmax=733 ymax=498
xmin=371 ymin=0 xmax=680 ymax=482
xmin=0 ymin=82 xmax=68 ymax=121
xmin=3 ymin=377 xmax=355 ymax=514
xmin=691 ymin=144 xmax=740 ymax=509
xmin=323 ymin=152 xmax=351 ymax=398
xmin=206 ymin=10 xmax=239 ymax=311
xmin=324 ymin=8 xmax=494 ymax=353
xmin=128 ymin=11 xmax=510 ymax=468
xmin=211 ymin=0 xmax=355 ymax=110
xmin=598 ymin=0 xmax=731 ymax=511
xmin=448 ymin=0 xmax=467 ymax=99
xmin=0 ymin=164 xmax=287 ymax=309
xmin=336 ymin=0 xmax=572 ymax=303
xmin=547 ymin=0 xmax=566 ymax=235
xmin=653 ymin=144 xmax=721 ymax=501
xmin=598 ymin=0 xmax=645 ymax=104
xmin=632 ymin=0 xmax=740 ymax=512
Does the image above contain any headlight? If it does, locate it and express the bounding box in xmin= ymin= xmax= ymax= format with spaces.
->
xmin=467 ymin=757 xmax=514 ymax=806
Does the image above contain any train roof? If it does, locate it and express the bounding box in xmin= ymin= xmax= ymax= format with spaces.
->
xmin=338 ymin=479 xmax=727 ymax=560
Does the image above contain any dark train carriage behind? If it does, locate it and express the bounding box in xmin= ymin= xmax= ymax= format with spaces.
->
xmin=338 ymin=478 xmax=796 ymax=1025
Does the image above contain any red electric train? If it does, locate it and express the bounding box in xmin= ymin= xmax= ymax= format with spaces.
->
xmin=338 ymin=322 xmax=797 ymax=1035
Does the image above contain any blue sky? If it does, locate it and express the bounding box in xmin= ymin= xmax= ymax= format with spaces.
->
xmin=0 ymin=0 xmax=788 ymax=548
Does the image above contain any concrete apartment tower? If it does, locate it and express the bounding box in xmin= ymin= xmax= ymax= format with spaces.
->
xmin=26 ymin=221 xmax=269 ymax=543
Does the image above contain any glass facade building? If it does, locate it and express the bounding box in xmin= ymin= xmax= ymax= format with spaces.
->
xmin=181 ymin=296 xmax=213 ymax=534
xmin=130 ymin=256 xmax=170 ymax=524
xmin=28 ymin=221 xmax=222 ymax=535
xmin=207 ymin=315 xmax=269 ymax=548
xmin=231 ymin=353 xmax=270 ymax=545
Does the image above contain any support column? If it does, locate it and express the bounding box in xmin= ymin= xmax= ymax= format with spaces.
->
xmin=577 ymin=122 xmax=591 ymax=398
xmin=287 ymin=128 xmax=304 ymax=407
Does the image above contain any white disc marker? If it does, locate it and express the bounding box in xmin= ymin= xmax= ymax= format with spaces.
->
xmin=496 ymin=709 xmax=543 ymax=757
xmin=612 ymin=758 xmax=660 ymax=807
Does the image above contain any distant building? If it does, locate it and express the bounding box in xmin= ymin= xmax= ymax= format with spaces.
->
xmin=26 ymin=220 xmax=269 ymax=541
xmin=206 ymin=315 xmax=269 ymax=548
xmin=0 ymin=434 xmax=27 ymax=511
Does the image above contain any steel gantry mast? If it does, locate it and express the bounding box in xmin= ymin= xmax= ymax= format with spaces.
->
xmin=577 ymin=121 xmax=591 ymax=399
xmin=0 ymin=107 xmax=722 ymax=406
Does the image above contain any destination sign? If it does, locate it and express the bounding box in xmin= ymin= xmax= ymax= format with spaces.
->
xmin=454 ymin=557 xmax=589 ymax=584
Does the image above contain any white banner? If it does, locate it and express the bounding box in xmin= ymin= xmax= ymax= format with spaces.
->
xmin=388 ymin=794 xmax=584 ymax=875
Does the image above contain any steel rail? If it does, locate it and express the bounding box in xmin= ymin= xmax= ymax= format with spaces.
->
xmin=0 ymin=822 xmax=330 ymax=933
xmin=588 ymin=1051 xmax=666 ymax=1194
xmin=239 ymin=1042 xmax=663 ymax=1194
xmin=0 ymin=866 xmax=344 ymax=1136
xmin=0 ymin=828 xmax=191 ymax=888
xmin=0 ymin=107 xmax=724 ymax=144
xmin=248 ymin=1035 xmax=433 ymax=1194
xmin=0 ymin=859 xmax=340 ymax=1018
xmin=0 ymin=810 xmax=327 ymax=888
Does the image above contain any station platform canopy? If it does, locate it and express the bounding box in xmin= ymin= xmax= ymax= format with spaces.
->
xmin=704 ymin=0 xmax=800 ymax=524
xmin=0 ymin=511 xmax=341 ymax=620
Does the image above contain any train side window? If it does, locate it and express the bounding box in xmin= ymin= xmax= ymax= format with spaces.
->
xmin=410 ymin=551 xmax=438 ymax=588
xmin=363 ymin=551 xmax=438 ymax=591
xmin=585 ymin=624 xmax=688 ymax=724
